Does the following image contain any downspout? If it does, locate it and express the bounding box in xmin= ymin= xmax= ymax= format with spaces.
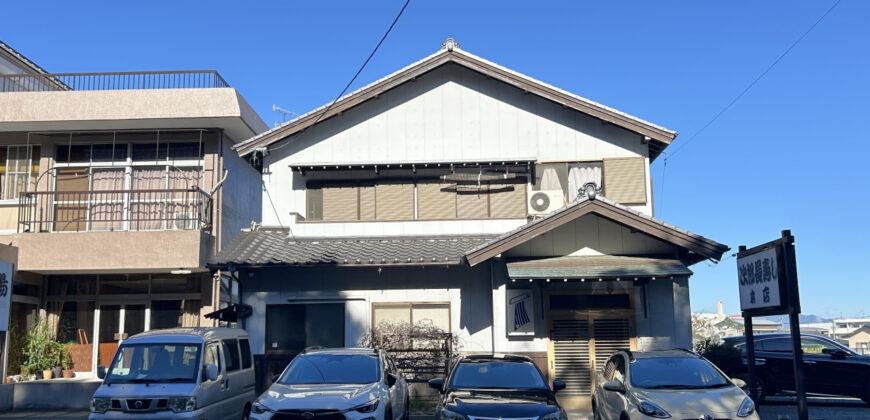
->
xmin=490 ymin=259 xmax=496 ymax=355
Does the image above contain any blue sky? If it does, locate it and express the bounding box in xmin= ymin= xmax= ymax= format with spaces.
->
xmin=3 ymin=1 xmax=867 ymax=318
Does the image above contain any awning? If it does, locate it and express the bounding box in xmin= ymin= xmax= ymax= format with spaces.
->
xmin=506 ymin=256 xmax=693 ymax=279
xmin=204 ymin=303 xmax=252 ymax=322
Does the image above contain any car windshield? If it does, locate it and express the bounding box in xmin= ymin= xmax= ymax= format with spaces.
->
xmin=278 ymin=354 xmax=380 ymax=385
xmin=105 ymin=343 xmax=201 ymax=384
xmin=448 ymin=361 xmax=548 ymax=390
xmin=629 ymin=357 xmax=729 ymax=389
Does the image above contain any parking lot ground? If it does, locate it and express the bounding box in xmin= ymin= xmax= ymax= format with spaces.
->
xmin=759 ymin=395 xmax=870 ymax=420
xmin=0 ymin=410 xmax=89 ymax=419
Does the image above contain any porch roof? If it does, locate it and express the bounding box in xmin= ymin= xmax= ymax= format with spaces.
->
xmin=506 ymin=255 xmax=692 ymax=279
xmin=208 ymin=230 xmax=496 ymax=268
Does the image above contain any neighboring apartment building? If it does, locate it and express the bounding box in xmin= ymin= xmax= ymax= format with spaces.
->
xmin=830 ymin=318 xmax=870 ymax=341
xmin=0 ymin=40 xmax=266 ymax=377
xmin=845 ymin=326 xmax=870 ymax=355
xmin=210 ymin=39 xmax=729 ymax=408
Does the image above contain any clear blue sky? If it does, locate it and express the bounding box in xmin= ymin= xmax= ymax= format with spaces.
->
xmin=3 ymin=1 xmax=867 ymax=318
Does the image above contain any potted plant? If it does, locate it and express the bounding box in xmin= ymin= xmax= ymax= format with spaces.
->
xmin=22 ymin=320 xmax=54 ymax=380
xmin=60 ymin=344 xmax=74 ymax=378
xmin=49 ymin=341 xmax=66 ymax=379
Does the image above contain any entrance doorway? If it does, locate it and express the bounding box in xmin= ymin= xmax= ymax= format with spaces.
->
xmin=96 ymin=304 xmax=145 ymax=367
xmin=546 ymin=291 xmax=635 ymax=410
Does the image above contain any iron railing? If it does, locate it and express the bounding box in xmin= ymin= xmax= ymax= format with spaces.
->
xmin=0 ymin=70 xmax=229 ymax=92
xmin=18 ymin=187 xmax=212 ymax=233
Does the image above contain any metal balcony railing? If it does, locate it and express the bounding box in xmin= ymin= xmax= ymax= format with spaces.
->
xmin=0 ymin=70 xmax=229 ymax=92
xmin=18 ymin=188 xmax=212 ymax=233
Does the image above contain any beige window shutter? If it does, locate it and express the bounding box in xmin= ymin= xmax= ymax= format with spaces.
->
xmin=489 ymin=180 xmax=527 ymax=218
xmin=375 ymin=183 xmax=414 ymax=220
xmin=603 ymin=157 xmax=647 ymax=204
xmin=359 ymin=185 xmax=376 ymax=221
xmin=417 ymin=182 xmax=457 ymax=220
xmin=322 ymin=185 xmax=359 ymax=221
xmin=456 ymin=185 xmax=490 ymax=219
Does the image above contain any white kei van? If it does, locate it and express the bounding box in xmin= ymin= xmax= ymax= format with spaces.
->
xmin=89 ymin=327 xmax=255 ymax=420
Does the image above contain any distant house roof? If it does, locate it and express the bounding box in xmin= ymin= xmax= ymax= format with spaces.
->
xmin=233 ymin=39 xmax=678 ymax=161
xmin=208 ymin=231 xmax=495 ymax=268
xmin=464 ymin=194 xmax=729 ymax=266
xmin=0 ymin=40 xmax=50 ymax=75
xmin=845 ymin=325 xmax=870 ymax=338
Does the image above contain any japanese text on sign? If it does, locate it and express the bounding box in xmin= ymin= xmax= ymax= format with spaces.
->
xmin=737 ymin=247 xmax=781 ymax=311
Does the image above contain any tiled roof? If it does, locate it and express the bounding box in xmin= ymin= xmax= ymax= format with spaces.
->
xmin=208 ymin=230 xmax=497 ymax=268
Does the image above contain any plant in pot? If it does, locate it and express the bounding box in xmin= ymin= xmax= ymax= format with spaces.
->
xmin=59 ymin=344 xmax=74 ymax=378
xmin=23 ymin=320 xmax=55 ymax=380
xmin=48 ymin=341 xmax=67 ymax=379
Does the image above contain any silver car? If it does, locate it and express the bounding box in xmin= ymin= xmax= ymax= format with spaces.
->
xmin=250 ymin=348 xmax=409 ymax=420
xmin=90 ymin=327 xmax=256 ymax=420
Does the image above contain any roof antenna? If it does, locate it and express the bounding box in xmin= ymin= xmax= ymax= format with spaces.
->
xmin=272 ymin=104 xmax=300 ymax=128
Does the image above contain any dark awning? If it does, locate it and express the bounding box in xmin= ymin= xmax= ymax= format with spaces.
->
xmin=506 ymin=256 xmax=693 ymax=279
xmin=204 ymin=303 xmax=252 ymax=322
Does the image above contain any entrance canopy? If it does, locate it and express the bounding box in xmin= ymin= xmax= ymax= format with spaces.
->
xmin=506 ymin=255 xmax=692 ymax=280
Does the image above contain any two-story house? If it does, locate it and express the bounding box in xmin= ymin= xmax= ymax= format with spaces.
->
xmin=0 ymin=40 xmax=266 ymax=378
xmin=209 ymin=39 xmax=729 ymax=407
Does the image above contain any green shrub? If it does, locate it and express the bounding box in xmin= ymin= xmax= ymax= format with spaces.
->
xmin=698 ymin=339 xmax=745 ymax=378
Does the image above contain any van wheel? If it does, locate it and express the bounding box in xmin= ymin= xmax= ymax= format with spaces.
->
xmin=242 ymin=403 xmax=251 ymax=420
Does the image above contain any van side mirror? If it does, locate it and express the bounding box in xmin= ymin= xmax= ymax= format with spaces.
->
xmin=603 ymin=380 xmax=625 ymax=393
xmin=386 ymin=373 xmax=398 ymax=388
xmin=428 ymin=378 xmax=445 ymax=393
xmin=97 ymin=365 xmax=106 ymax=380
xmin=204 ymin=364 xmax=219 ymax=382
xmin=552 ymin=380 xmax=566 ymax=393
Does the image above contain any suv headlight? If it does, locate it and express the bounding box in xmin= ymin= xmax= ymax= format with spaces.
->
xmin=637 ymin=400 xmax=670 ymax=418
xmin=91 ymin=397 xmax=111 ymax=413
xmin=737 ymin=397 xmax=755 ymax=417
xmin=352 ymin=399 xmax=380 ymax=413
xmin=167 ymin=396 xmax=196 ymax=413
xmin=439 ymin=408 xmax=466 ymax=420
xmin=251 ymin=402 xmax=273 ymax=414
xmin=541 ymin=409 xmax=567 ymax=420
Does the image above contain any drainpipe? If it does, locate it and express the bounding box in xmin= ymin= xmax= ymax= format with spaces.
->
xmin=490 ymin=259 xmax=496 ymax=355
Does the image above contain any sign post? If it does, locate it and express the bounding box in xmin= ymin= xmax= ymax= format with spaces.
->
xmin=737 ymin=230 xmax=807 ymax=420
xmin=0 ymin=260 xmax=13 ymax=381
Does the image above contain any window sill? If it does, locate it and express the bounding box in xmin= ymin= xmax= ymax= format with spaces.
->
xmin=0 ymin=199 xmax=19 ymax=206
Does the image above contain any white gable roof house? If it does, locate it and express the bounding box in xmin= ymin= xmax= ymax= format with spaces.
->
xmin=210 ymin=39 xmax=729 ymax=407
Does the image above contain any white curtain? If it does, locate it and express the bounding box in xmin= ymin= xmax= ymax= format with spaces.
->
xmin=90 ymin=169 xmax=125 ymax=231
xmin=131 ymin=167 xmax=166 ymax=230
xmin=568 ymin=163 xmax=603 ymax=202
xmin=540 ymin=167 xmax=562 ymax=191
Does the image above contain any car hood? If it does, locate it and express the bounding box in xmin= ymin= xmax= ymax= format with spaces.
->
xmin=93 ymin=382 xmax=197 ymax=398
xmin=632 ymin=386 xmax=748 ymax=416
xmin=445 ymin=391 xmax=559 ymax=418
xmin=258 ymin=382 xmax=381 ymax=411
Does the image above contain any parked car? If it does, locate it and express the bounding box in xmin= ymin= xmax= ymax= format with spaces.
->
xmin=250 ymin=347 xmax=408 ymax=420
xmin=428 ymin=354 xmax=566 ymax=420
xmin=723 ymin=333 xmax=870 ymax=403
xmin=90 ymin=327 xmax=256 ymax=420
xmin=592 ymin=349 xmax=757 ymax=420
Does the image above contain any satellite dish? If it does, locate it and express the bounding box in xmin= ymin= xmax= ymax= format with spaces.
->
xmin=529 ymin=192 xmax=551 ymax=212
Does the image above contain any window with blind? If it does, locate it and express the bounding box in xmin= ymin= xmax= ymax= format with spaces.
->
xmin=602 ymin=157 xmax=646 ymax=204
xmin=372 ymin=302 xmax=450 ymax=332
xmin=305 ymin=178 xmax=528 ymax=221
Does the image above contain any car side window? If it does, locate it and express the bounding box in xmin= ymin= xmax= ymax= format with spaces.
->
xmin=222 ymin=339 xmax=241 ymax=372
xmin=239 ymin=339 xmax=253 ymax=370
xmin=602 ymin=358 xmax=615 ymax=381
xmin=762 ymin=338 xmax=793 ymax=352
xmin=613 ymin=355 xmax=625 ymax=382
xmin=203 ymin=342 xmax=222 ymax=378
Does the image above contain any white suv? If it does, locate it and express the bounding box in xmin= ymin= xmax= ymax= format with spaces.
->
xmin=592 ymin=349 xmax=758 ymax=420
xmin=251 ymin=348 xmax=409 ymax=420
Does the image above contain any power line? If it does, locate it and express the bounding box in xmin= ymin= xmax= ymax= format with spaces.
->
xmin=657 ymin=0 xmax=841 ymax=216
xmin=665 ymin=0 xmax=841 ymax=161
xmin=266 ymin=0 xmax=411 ymax=153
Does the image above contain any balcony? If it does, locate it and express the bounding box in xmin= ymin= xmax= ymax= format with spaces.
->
xmin=17 ymin=187 xmax=212 ymax=233
xmin=0 ymin=70 xmax=229 ymax=92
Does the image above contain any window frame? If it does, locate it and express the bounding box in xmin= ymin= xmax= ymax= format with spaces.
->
xmin=371 ymin=302 xmax=451 ymax=332
xmin=0 ymin=144 xmax=41 ymax=202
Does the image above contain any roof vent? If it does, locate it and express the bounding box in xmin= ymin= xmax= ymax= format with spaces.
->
xmin=441 ymin=37 xmax=459 ymax=51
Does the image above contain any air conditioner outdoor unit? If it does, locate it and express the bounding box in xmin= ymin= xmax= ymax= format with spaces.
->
xmin=527 ymin=190 xmax=564 ymax=216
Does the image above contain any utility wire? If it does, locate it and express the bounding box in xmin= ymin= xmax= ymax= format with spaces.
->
xmin=266 ymin=0 xmax=411 ymax=153
xmin=665 ymin=0 xmax=841 ymax=161
xmin=658 ymin=0 xmax=841 ymax=216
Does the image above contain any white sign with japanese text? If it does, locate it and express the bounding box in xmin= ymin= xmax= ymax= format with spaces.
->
xmin=507 ymin=289 xmax=534 ymax=336
xmin=737 ymin=247 xmax=781 ymax=311
xmin=0 ymin=261 xmax=12 ymax=331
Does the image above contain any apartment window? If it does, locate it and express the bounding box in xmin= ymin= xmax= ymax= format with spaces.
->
xmin=0 ymin=145 xmax=41 ymax=200
xmin=372 ymin=302 xmax=450 ymax=332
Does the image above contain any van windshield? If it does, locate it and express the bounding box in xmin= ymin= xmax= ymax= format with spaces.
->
xmin=105 ymin=343 xmax=201 ymax=384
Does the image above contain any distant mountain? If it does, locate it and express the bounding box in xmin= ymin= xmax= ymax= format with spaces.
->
xmin=765 ymin=314 xmax=833 ymax=327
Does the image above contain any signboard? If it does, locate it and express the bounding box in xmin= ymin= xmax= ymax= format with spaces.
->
xmin=0 ymin=261 xmax=12 ymax=331
xmin=737 ymin=247 xmax=783 ymax=311
xmin=736 ymin=233 xmax=799 ymax=316
xmin=506 ymin=289 xmax=534 ymax=336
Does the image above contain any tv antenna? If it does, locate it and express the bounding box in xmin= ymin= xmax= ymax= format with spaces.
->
xmin=272 ymin=104 xmax=300 ymax=127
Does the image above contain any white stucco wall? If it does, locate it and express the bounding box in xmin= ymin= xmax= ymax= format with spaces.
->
xmin=219 ymin=135 xmax=263 ymax=250
xmin=261 ymin=63 xmax=654 ymax=234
